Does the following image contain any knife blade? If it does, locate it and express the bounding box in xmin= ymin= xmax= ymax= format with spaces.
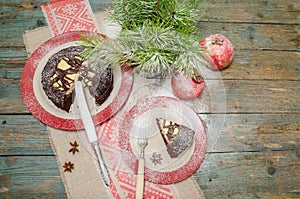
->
xmin=75 ymin=80 xmax=110 ymax=187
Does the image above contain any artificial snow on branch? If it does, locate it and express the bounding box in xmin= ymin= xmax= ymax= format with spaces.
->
xmin=81 ymin=0 xmax=208 ymax=78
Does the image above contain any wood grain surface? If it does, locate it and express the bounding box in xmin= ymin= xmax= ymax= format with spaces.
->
xmin=0 ymin=0 xmax=299 ymax=198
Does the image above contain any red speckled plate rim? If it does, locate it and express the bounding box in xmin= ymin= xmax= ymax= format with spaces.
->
xmin=118 ymin=96 xmax=207 ymax=185
xmin=20 ymin=31 xmax=133 ymax=130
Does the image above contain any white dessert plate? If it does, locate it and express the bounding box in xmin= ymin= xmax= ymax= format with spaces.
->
xmin=20 ymin=31 xmax=133 ymax=130
xmin=118 ymin=96 xmax=207 ymax=184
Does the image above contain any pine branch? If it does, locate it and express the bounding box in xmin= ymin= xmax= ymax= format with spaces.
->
xmin=80 ymin=0 xmax=208 ymax=79
xmin=80 ymin=25 xmax=207 ymax=78
xmin=110 ymin=0 xmax=204 ymax=35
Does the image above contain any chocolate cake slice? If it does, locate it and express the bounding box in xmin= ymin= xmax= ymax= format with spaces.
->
xmin=80 ymin=64 xmax=113 ymax=106
xmin=156 ymin=118 xmax=195 ymax=158
xmin=41 ymin=46 xmax=113 ymax=112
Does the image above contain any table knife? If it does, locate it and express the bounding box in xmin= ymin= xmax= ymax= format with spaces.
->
xmin=75 ymin=80 xmax=110 ymax=187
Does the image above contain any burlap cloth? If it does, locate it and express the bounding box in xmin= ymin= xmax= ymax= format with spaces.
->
xmin=23 ymin=11 xmax=206 ymax=199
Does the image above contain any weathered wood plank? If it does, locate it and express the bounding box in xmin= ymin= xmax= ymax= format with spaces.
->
xmin=183 ymin=79 xmax=300 ymax=114
xmin=1 ymin=150 xmax=299 ymax=199
xmin=0 ymin=115 xmax=52 ymax=155
xmin=0 ymin=47 xmax=27 ymax=61
xmin=222 ymin=50 xmax=300 ymax=81
xmin=197 ymin=23 xmax=300 ymax=51
xmin=200 ymin=0 xmax=300 ymax=24
xmin=220 ymin=80 xmax=299 ymax=113
xmin=0 ymin=79 xmax=26 ymax=114
xmin=1 ymin=79 xmax=299 ymax=114
xmin=203 ymin=113 xmax=300 ymax=152
xmin=0 ymin=65 xmax=23 ymax=79
xmin=0 ymin=156 xmax=66 ymax=199
xmin=1 ymin=21 xmax=299 ymax=51
xmin=1 ymin=114 xmax=299 ymax=156
xmin=195 ymin=150 xmax=300 ymax=198
xmin=0 ymin=19 xmax=46 ymax=47
xmin=1 ymin=49 xmax=299 ymax=80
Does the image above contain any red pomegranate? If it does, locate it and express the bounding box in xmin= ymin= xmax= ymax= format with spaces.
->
xmin=199 ymin=33 xmax=234 ymax=69
xmin=171 ymin=72 xmax=205 ymax=100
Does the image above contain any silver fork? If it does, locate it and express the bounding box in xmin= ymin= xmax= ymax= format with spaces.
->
xmin=135 ymin=129 xmax=148 ymax=199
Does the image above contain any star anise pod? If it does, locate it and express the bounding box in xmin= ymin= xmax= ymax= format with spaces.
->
xmin=68 ymin=141 xmax=79 ymax=155
xmin=63 ymin=161 xmax=74 ymax=173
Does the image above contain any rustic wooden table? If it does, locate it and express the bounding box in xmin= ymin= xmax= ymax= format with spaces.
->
xmin=1 ymin=0 xmax=299 ymax=198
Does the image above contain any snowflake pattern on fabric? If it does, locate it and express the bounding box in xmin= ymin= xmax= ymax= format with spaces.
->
xmin=61 ymin=3 xmax=78 ymax=15
xmin=71 ymin=23 xmax=87 ymax=31
xmin=42 ymin=0 xmax=99 ymax=36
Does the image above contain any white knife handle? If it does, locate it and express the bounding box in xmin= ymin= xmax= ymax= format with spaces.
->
xmin=75 ymin=81 xmax=98 ymax=143
xmin=135 ymin=158 xmax=145 ymax=199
